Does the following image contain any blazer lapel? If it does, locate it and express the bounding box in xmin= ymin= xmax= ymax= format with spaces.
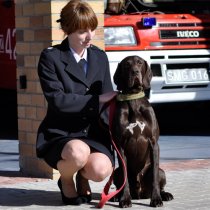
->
xmin=86 ymin=47 xmax=99 ymax=83
xmin=60 ymin=38 xmax=88 ymax=86
xmin=59 ymin=39 xmax=100 ymax=87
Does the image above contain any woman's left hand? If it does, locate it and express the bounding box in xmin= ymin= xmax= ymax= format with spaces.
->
xmin=99 ymin=91 xmax=117 ymax=104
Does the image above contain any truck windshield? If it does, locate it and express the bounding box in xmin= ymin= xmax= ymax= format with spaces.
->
xmin=125 ymin=0 xmax=210 ymax=15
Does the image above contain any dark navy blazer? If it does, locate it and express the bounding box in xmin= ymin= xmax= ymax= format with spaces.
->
xmin=36 ymin=38 xmax=113 ymax=158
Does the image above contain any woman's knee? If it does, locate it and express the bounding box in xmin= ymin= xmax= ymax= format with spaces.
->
xmin=83 ymin=153 xmax=113 ymax=182
xmin=61 ymin=140 xmax=91 ymax=167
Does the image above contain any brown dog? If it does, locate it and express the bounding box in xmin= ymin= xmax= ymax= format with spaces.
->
xmin=112 ymin=56 xmax=173 ymax=208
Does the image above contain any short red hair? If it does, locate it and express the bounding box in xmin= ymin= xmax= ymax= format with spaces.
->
xmin=57 ymin=0 xmax=98 ymax=35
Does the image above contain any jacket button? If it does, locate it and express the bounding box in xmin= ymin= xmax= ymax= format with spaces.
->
xmin=86 ymin=87 xmax=89 ymax=91
xmin=83 ymin=129 xmax=87 ymax=133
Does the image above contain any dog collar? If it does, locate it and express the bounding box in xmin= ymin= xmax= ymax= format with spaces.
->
xmin=117 ymin=91 xmax=145 ymax=101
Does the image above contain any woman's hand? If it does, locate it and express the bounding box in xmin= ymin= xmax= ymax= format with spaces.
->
xmin=99 ymin=91 xmax=117 ymax=104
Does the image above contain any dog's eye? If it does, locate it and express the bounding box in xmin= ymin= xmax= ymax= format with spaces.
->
xmin=125 ymin=62 xmax=131 ymax=68
xmin=136 ymin=60 xmax=142 ymax=65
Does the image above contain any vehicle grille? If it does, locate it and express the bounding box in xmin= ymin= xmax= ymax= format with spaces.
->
xmin=150 ymin=41 xmax=210 ymax=47
xmin=159 ymin=23 xmax=210 ymax=27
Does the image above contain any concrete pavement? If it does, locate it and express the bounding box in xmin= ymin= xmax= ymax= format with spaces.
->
xmin=0 ymin=136 xmax=210 ymax=210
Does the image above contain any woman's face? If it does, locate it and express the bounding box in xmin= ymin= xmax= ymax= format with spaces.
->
xmin=68 ymin=29 xmax=96 ymax=52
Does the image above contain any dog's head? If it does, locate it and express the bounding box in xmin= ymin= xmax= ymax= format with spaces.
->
xmin=113 ymin=56 xmax=152 ymax=93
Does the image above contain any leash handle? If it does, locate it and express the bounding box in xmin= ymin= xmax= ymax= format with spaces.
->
xmin=97 ymin=99 xmax=127 ymax=208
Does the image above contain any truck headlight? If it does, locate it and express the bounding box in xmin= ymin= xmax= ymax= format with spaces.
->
xmin=104 ymin=26 xmax=137 ymax=46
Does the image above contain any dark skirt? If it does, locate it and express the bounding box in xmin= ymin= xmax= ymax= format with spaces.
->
xmin=43 ymin=137 xmax=115 ymax=169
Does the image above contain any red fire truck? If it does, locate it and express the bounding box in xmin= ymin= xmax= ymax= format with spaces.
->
xmin=0 ymin=0 xmax=16 ymax=90
xmin=0 ymin=0 xmax=17 ymax=138
xmin=104 ymin=0 xmax=210 ymax=103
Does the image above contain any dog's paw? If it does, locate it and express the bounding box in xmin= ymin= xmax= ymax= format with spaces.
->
xmin=150 ymin=196 xmax=163 ymax=207
xmin=119 ymin=196 xmax=132 ymax=208
xmin=161 ymin=191 xmax=174 ymax=201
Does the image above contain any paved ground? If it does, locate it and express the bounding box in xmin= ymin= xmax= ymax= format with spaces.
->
xmin=0 ymin=136 xmax=210 ymax=210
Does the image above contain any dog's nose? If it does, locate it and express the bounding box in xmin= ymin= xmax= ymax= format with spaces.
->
xmin=132 ymin=69 xmax=139 ymax=76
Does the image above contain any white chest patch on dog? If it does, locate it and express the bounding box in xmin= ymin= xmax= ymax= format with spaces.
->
xmin=126 ymin=120 xmax=146 ymax=134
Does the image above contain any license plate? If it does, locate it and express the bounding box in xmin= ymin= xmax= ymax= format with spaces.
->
xmin=165 ymin=68 xmax=209 ymax=84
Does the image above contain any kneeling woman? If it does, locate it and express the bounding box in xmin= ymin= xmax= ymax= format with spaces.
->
xmin=36 ymin=0 xmax=116 ymax=205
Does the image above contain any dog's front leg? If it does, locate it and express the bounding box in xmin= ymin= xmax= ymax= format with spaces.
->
xmin=117 ymin=147 xmax=132 ymax=208
xmin=149 ymin=140 xmax=163 ymax=207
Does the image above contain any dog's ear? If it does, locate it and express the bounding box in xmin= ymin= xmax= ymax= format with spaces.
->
xmin=143 ymin=60 xmax=153 ymax=90
xmin=113 ymin=62 xmax=123 ymax=91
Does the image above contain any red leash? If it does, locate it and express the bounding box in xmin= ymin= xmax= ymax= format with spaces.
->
xmin=97 ymin=99 xmax=127 ymax=208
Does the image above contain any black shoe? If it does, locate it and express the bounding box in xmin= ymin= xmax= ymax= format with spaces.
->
xmin=57 ymin=178 xmax=83 ymax=205
xmin=80 ymin=194 xmax=92 ymax=203
xmin=76 ymin=171 xmax=92 ymax=203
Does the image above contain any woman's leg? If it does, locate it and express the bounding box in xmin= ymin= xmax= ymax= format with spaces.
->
xmin=57 ymin=139 xmax=113 ymax=199
xmin=80 ymin=152 xmax=113 ymax=181
xmin=76 ymin=152 xmax=113 ymax=197
xmin=57 ymin=139 xmax=91 ymax=198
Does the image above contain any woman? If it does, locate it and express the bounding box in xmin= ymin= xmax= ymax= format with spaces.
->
xmin=36 ymin=0 xmax=117 ymax=205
